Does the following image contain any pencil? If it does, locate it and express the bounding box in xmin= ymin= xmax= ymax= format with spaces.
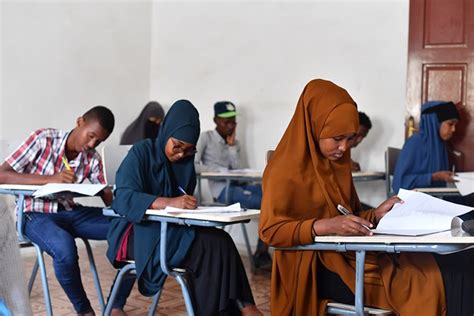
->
xmin=62 ymin=156 xmax=72 ymax=171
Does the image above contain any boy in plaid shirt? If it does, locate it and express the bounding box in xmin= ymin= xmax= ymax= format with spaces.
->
xmin=0 ymin=106 xmax=132 ymax=316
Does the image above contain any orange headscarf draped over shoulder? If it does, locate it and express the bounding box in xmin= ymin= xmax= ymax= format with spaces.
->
xmin=259 ymin=79 xmax=445 ymax=316
xmin=260 ymin=79 xmax=364 ymax=248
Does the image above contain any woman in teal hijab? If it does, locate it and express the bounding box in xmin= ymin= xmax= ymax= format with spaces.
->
xmin=107 ymin=100 xmax=262 ymax=315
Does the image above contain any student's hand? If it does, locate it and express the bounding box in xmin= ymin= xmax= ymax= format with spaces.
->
xmin=373 ymin=195 xmax=403 ymax=223
xmin=226 ymin=127 xmax=236 ymax=146
xmin=50 ymin=170 xmax=76 ymax=183
xmin=351 ymin=160 xmax=361 ymax=172
xmin=432 ymin=171 xmax=457 ymax=183
xmin=169 ymin=195 xmax=197 ymax=209
xmin=314 ymin=215 xmax=373 ymax=236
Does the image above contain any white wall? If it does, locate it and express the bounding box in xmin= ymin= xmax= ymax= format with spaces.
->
xmin=2 ymin=0 xmax=409 ymax=251
xmin=0 ymin=0 xmax=153 ymax=152
xmin=150 ymin=0 xmax=409 ymax=212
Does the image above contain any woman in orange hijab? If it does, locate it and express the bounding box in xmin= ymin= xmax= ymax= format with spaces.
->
xmin=259 ymin=79 xmax=474 ymax=315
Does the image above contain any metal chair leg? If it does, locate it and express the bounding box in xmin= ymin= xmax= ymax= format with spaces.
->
xmin=148 ymin=289 xmax=162 ymax=316
xmin=240 ymin=223 xmax=256 ymax=271
xmin=33 ymin=244 xmax=52 ymax=316
xmin=104 ymin=264 xmax=136 ymax=316
xmin=174 ymin=273 xmax=195 ymax=316
xmin=28 ymin=257 xmax=39 ymax=295
xmin=82 ymin=239 xmax=105 ymax=311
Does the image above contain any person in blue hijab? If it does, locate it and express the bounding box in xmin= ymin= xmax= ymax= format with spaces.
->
xmin=107 ymin=100 xmax=262 ymax=316
xmin=392 ymin=101 xmax=460 ymax=193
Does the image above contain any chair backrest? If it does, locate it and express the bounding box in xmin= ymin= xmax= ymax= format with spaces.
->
xmin=266 ymin=150 xmax=275 ymax=164
xmin=385 ymin=147 xmax=401 ymax=197
xmin=101 ymin=145 xmax=132 ymax=185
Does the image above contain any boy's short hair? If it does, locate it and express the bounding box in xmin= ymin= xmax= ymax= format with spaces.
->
xmin=83 ymin=106 xmax=115 ymax=134
xmin=358 ymin=111 xmax=372 ymax=130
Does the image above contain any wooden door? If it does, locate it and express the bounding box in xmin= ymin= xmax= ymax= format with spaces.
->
xmin=406 ymin=0 xmax=474 ymax=171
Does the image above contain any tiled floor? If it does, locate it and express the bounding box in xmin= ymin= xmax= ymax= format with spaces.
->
xmin=22 ymin=241 xmax=271 ymax=315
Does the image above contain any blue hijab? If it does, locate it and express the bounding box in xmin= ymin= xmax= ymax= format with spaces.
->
xmin=392 ymin=101 xmax=452 ymax=192
xmin=108 ymin=99 xmax=200 ymax=295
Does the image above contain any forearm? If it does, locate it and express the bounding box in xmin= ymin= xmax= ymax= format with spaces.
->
xmin=0 ymin=169 xmax=53 ymax=185
xmin=100 ymin=188 xmax=113 ymax=206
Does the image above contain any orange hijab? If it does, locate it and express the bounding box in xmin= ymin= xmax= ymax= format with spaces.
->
xmin=260 ymin=79 xmax=364 ymax=247
xmin=259 ymin=79 xmax=445 ymax=316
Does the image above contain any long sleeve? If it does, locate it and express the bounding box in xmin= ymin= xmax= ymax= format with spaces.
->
xmin=112 ymin=148 xmax=157 ymax=223
xmin=392 ymin=138 xmax=434 ymax=193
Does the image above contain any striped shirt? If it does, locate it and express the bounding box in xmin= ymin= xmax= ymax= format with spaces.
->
xmin=5 ymin=128 xmax=106 ymax=213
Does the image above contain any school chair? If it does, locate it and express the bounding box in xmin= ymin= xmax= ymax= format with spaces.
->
xmin=101 ymin=144 xmax=132 ymax=186
xmin=15 ymin=193 xmax=105 ymax=316
xmin=384 ymin=147 xmax=401 ymax=198
xmin=102 ymin=209 xmax=195 ymax=315
xmin=101 ymin=144 xmax=193 ymax=314
xmin=266 ymin=150 xmax=393 ymax=315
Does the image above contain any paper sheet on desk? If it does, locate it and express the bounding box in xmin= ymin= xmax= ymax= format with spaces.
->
xmin=372 ymin=189 xmax=472 ymax=236
xmin=454 ymin=172 xmax=474 ymax=196
xmin=163 ymin=203 xmax=242 ymax=214
xmin=32 ymin=183 xmax=106 ymax=198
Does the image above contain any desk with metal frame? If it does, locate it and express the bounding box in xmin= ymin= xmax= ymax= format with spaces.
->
xmin=0 ymin=184 xmax=105 ymax=316
xmin=197 ymin=170 xmax=385 ymax=203
xmin=278 ymin=229 xmax=474 ymax=316
xmin=103 ymin=208 xmax=260 ymax=316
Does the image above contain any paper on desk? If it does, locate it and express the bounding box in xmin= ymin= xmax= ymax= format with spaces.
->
xmin=163 ymin=203 xmax=242 ymax=214
xmin=454 ymin=172 xmax=474 ymax=196
xmin=373 ymin=189 xmax=472 ymax=236
xmin=32 ymin=183 xmax=106 ymax=198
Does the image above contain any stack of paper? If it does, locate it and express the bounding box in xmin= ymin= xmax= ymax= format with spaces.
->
xmin=454 ymin=172 xmax=474 ymax=196
xmin=32 ymin=183 xmax=106 ymax=198
xmin=163 ymin=203 xmax=242 ymax=214
xmin=373 ymin=189 xmax=472 ymax=236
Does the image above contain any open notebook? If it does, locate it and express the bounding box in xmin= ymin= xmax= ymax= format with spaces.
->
xmin=373 ymin=189 xmax=473 ymax=236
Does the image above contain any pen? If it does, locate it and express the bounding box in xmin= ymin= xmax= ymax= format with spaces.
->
xmin=337 ymin=204 xmax=371 ymax=231
xmin=62 ymin=156 xmax=72 ymax=171
xmin=178 ymin=186 xmax=187 ymax=195
xmin=452 ymin=164 xmax=456 ymax=175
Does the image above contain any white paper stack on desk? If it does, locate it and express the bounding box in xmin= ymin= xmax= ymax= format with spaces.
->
xmin=373 ymin=189 xmax=473 ymax=236
xmin=454 ymin=172 xmax=474 ymax=196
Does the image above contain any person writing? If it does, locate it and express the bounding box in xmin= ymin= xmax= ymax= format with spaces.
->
xmin=259 ymin=79 xmax=474 ymax=315
xmin=107 ymin=100 xmax=262 ymax=316
xmin=0 ymin=106 xmax=133 ymax=316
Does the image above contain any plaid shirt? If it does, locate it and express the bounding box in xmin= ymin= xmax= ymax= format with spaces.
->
xmin=5 ymin=128 xmax=106 ymax=213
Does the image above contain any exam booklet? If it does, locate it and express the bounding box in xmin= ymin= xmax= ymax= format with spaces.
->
xmin=32 ymin=183 xmax=106 ymax=198
xmin=372 ymin=189 xmax=473 ymax=236
xmin=454 ymin=172 xmax=474 ymax=196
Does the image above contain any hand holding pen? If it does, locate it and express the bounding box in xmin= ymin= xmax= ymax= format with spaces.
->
xmin=50 ymin=156 xmax=76 ymax=183
xmin=336 ymin=204 xmax=373 ymax=236
xmin=174 ymin=186 xmax=197 ymax=209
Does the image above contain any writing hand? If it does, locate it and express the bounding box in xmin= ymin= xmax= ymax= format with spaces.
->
xmin=50 ymin=170 xmax=76 ymax=183
xmin=170 ymin=195 xmax=197 ymax=209
xmin=432 ymin=171 xmax=456 ymax=183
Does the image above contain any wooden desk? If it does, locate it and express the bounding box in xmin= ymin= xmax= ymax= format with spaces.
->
xmin=278 ymin=229 xmax=474 ymax=315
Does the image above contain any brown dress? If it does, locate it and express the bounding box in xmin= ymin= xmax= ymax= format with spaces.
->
xmin=259 ymin=79 xmax=446 ymax=315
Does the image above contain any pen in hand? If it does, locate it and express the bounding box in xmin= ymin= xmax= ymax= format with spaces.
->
xmin=62 ymin=156 xmax=72 ymax=171
xmin=178 ymin=186 xmax=188 ymax=195
xmin=337 ymin=204 xmax=372 ymax=231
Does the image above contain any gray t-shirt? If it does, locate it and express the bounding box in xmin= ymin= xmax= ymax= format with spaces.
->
xmin=195 ymin=130 xmax=241 ymax=198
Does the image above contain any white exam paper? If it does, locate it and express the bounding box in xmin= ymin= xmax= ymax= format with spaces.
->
xmin=373 ymin=189 xmax=472 ymax=236
xmin=163 ymin=203 xmax=242 ymax=214
xmin=32 ymin=183 xmax=106 ymax=198
xmin=454 ymin=172 xmax=474 ymax=196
